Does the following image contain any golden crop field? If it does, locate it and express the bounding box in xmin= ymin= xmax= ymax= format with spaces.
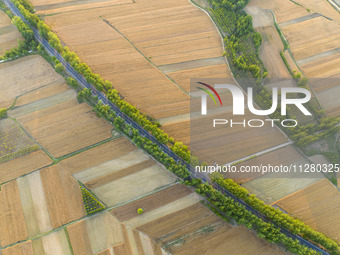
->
xmin=249 ymin=0 xmax=340 ymax=118
xmin=239 ymin=146 xmax=324 ymax=204
xmin=0 ymin=55 xmax=65 ymax=109
xmin=275 ymin=179 xmax=340 ymax=241
xmin=37 ymin=0 xmax=290 ymax=166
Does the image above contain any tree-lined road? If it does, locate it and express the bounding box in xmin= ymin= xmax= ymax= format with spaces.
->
xmin=2 ymin=0 xmax=330 ymax=253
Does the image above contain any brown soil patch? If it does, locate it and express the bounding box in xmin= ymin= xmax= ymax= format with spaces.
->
xmin=85 ymin=159 xmax=155 ymax=189
xmin=60 ymin=137 xmax=136 ymax=175
xmin=0 ymin=150 xmax=52 ymax=184
xmin=40 ymin=165 xmax=85 ymax=228
xmin=15 ymin=82 xmax=70 ymax=107
xmin=67 ymin=220 xmax=92 ymax=255
xmin=276 ymin=179 xmax=340 ymax=241
xmin=111 ymin=184 xmax=193 ymax=222
xmin=0 ymin=180 xmax=27 ymax=247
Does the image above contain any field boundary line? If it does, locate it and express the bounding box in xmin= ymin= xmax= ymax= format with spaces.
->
xmin=54 ymin=135 xmax=120 ymax=163
xmin=8 ymin=117 xmax=56 ymax=162
xmin=40 ymin=0 xmax=136 ymax=17
xmin=271 ymin=179 xmax=325 ymax=206
xmin=224 ymin=141 xmax=293 ymax=166
xmin=100 ymin=17 xmax=190 ymax=97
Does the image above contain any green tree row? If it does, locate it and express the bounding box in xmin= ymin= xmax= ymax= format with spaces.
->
xmin=193 ymin=180 xmax=322 ymax=255
xmin=213 ymin=178 xmax=339 ymax=254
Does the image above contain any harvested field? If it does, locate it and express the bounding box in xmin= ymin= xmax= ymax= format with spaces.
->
xmin=43 ymin=0 xmax=231 ymax=124
xmin=17 ymin=100 xmax=112 ymax=158
xmin=0 ymin=55 xmax=65 ymax=109
xmin=190 ymin=110 xmax=287 ymax=164
xmin=123 ymin=193 xmax=202 ymax=230
xmin=34 ymin=0 xmax=132 ymax=15
xmin=162 ymin=120 xmax=190 ymax=145
xmin=230 ymin=145 xmax=311 ymax=183
xmin=292 ymin=0 xmax=340 ymax=22
xmin=282 ymin=17 xmax=340 ymax=61
xmin=111 ymin=184 xmax=193 ymax=221
xmin=1 ymin=241 xmax=34 ymax=255
xmin=43 ymin=0 xmax=287 ymax=167
xmin=60 ymin=137 xmax=136 ymax=175
xmin=275 ymin=179 xmax=340 ymax=240
xmin=92 ymin=163 xmax=177 ymax=206
xmin=67 ymin=221 xmax=92 ymax=255
xmin=0 ymin=118 xmax=36 ymax=159
xmin=40 ymin=165 xmax=85 ymax=228
xmin=0 ymin=11 xmax=21 ymax=55
xmin=0 ymin=150 xmax=52 ymax=184
xmin=39 ymin=229 xmax=72 ymax=255
xmin=136 ymin=203 xmax=285 ymax=254
xmin=67 ymin=212 xmax=123 ymax=255
xmin=17 ymin=171 xmax=53 ymax=237
xmin=74 ymin=149 xmax=149 ymax=184
xmin=301 ymin=54 xmax=340 ymax=116
xmin=257 ymin=26 xmax=291 ymax=79
xmin=242 ymin=174 xmax=324 ymax=205
xmin=85 ymin=159 xmax=155 ymax=189
xmin=9 ymin=90 xmax=77 ymax=118
xmin=0 ymin=180 xmax=27 ymax=247
xmin=14 ymin=82 xmax=70 ymax=107
xmin=86 ymin=212 xmax=123 ymax=254
xmin=248 ymin=0 xmax=310 ymax=24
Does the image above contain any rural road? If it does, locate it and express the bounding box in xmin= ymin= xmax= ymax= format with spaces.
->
xmin=2 ymin=0 xmax=330 ymax=254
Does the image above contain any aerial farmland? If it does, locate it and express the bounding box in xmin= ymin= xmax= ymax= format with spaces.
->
xmin=0 ymin=0 xmax=339 ymax=254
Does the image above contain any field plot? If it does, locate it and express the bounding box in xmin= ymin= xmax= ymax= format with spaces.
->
xmin=91 ymin=162 xmax=177 ymax=206
xmin=111 ymin=184 xmax=193 ymax=221
xmin=0 ymin=10 xmax=21 ymax=55
xmin=42 ymin=0 xmax=288 ymax=165
xmin=0 ymin=55 xmax=65 ymax=109
xmin=281 ymin=17 xmax=340 ymax=61
xmin=16 ymin=99 xmax=113 ymax=158
xmin=0 ymin=118 xmax=36 ymax=160
xmin=135 ymin=203 xmax=285 ymax=255
xmin=230 ymin=145 xmax=310 ymax=183
xmin=33 ymin=229 xmax=72 ymax=255
xmin=60 ymin=137 xmax=136 ymax=175
xmin=40 ymin=165 xmax=85 ymax=228
xmin=0 ymin=150 xmax=52 ymax=184
xmin=1 ymin=241 xmax=34 ymax=255
xmin=248 ymin=0 xmax=310 ymax=24
xmin=33 ymin=0 xmax=133 ymax=15
xmin=242 ymin=174 xmax=323 ymax=205
xmin=16 ymin=166 xmax=84 ymax=239
xmin=190 ymin=109 xmax=287 ymax=164
xmin=43 ymin=0 xmax=231 ymax=120
xmin=67 ymin=212 xmax=123 ymax=255
xmin=0 ymin=180 xmax=27 ymax=247
xmin=14 ymin=82 xmax=70 ymax=107
xmin=292 ymin=0 xmax=340 ymax=22
xmin=300 ymin=54 xmax=340 ymax=116
xmin=17 ymin=171 xmax=53 ymax=237
xmin=275 ymin=179 xmax=340 ymax=240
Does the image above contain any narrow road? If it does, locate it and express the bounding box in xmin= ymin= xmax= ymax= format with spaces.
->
xmin=2 ymin=0 xmax=330 ymax=254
